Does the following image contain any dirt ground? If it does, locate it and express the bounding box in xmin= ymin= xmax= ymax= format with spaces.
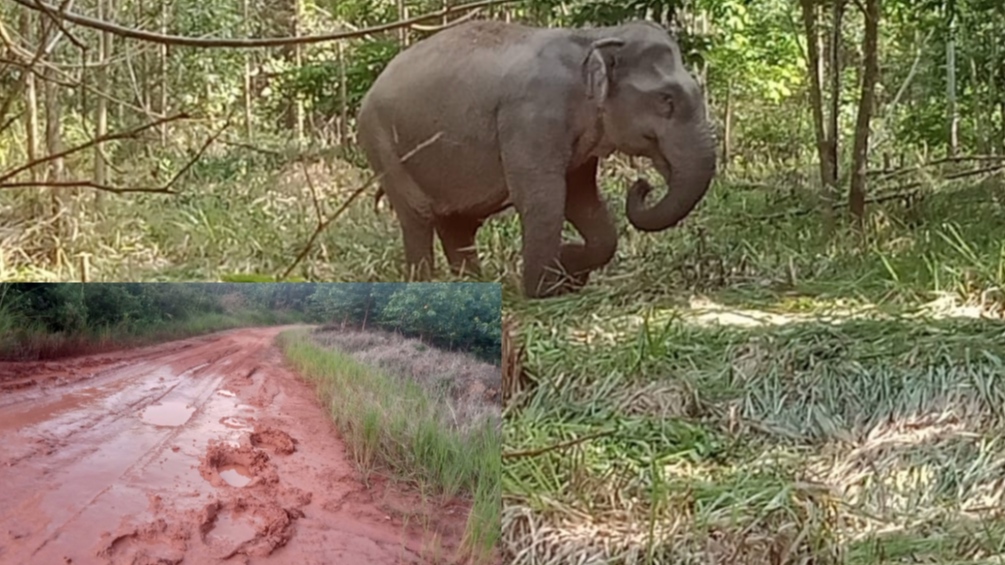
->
xmin=0 ymin=327 xmax=471 ymax=564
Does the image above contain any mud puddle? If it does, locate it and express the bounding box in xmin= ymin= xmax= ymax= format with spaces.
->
xmin=0 ymin=326 xmax=476 ymax=564
xmin=140 ymin=400 xmax=195 ymax=426
xmin=219 ymin=464 xmax=253 ymax=487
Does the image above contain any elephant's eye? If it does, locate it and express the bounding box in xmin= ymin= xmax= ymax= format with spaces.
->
xmin=659 ymin=93 xmax=674 ymax=116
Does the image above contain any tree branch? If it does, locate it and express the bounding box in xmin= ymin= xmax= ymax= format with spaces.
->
xmin=280 ymin=132 xmax=444 ymax=280
xmin=0 ymin=113 xmax=190 ymax=184
xmin=11 ymin=0 xmax=516 ymax=48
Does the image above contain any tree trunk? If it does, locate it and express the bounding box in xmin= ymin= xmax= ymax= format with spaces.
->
xmin=293 ymin=0 xmax=304 ymax=144
xmin=799 ymin=0 xmax=835 ymax=232
xmin=946 ymin=0 xmax=958 ymax=156
xmin=94 ymin=0 xmax=112 ymax=208
xmin=243 ymin=0 xmax=254 ymax=140
xmin=338 ymin=40 xmax=348 ymax=144
xmin=826 ymin=0 xmax=844 ymax=188
xmin=849 ymin=0 xmax=880 ymax=223
xmin=44 ymin=66 xmax=67 ymax=267
xmin=20 ymin=12 xmax=40 ymax=186
xmin=722 ymin=78 xmax=733 ymax=170
xmin=159 ymin=0 xmax=169 ymax=144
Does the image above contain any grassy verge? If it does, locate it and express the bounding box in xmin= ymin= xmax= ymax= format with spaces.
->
xmin=277 ymin=329 xmax=501 ymax=564
xmin=0 ymin=308 xmax=302 ymax=361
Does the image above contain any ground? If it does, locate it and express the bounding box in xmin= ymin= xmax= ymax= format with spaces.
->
xmin=501 ymin=172 xmax=1005 ymax=563
xmin=0 ymin=327 xmax=472 ymax=564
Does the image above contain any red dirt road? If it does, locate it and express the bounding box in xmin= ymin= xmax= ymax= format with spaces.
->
xmin=0 ymin=327 xmax=467 ymax=564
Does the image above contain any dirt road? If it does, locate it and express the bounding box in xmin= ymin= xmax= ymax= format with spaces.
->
xmin=0 ymin=327 xmax=467 ymax=564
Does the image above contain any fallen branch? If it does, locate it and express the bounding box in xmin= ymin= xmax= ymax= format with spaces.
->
xmin=756 ymin=163 xmax=1005 ymax=221
xmin=280 ymin=132 xmax=444 ymax=280
xmin=868 ymin=154 xmax=1005 ymax=180
xmin=502 ymin=429 xmax=616 ymax=461
xmin=12 ymin=0 xmax=517 ymax=48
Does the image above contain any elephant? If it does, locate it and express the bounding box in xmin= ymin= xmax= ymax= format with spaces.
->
xmin=356 ymin=19 xmax=717 ymax=298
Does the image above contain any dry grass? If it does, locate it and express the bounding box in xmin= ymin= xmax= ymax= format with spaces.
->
xmin=310 ymin=327 xmax=501 ymax=433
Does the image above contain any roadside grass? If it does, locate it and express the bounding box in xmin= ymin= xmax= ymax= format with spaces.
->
xmin=501 ymin=173 xmax=1005 ymax=563
xmin=277 ymin=329 xmax=502 ymax=565
xmin=0 ymin=308 xmax=302 ymax=361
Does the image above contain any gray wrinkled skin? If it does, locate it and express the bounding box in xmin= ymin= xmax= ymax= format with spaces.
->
xmin=357 ymin=20 xmax=717 ymax=298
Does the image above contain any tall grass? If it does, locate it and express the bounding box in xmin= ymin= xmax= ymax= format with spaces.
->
xmin=277 ymin=329 xmax=501 ymax=564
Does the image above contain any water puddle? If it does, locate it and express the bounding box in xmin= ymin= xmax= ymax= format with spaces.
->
xmin=219 ymin=417 xmax=250 ymax=430
xmin=140 ymin=402 xmax=195 ymax=427
xmin=205 ymin=509 xmax=258 ymax=548
xmin=216 ymin=390 xmax=235 ymax=398
xmin=218 ymin=464 xmax=252 ymax=487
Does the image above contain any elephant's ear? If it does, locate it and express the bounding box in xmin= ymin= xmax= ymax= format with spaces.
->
xmin=582 ymin=38 xmax=624 ymax=108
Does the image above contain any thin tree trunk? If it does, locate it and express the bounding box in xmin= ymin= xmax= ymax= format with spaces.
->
xmin=849 ymin=0 xmax=880 ymax=223
xmin=293 ymin=0 xmax=304 ymax=144
xmin=946 ymin=0 xmax=958 ymax=156
xmin=338 ymin=40 xmax=348 ymax=144
xmin=159 ymin=0 xmax=169 ymax=144
xmin=799 ymin=0 xmax=835 ymax=232
xmin=722 ymin=78 xmax=733 ymax=170
xmin=826 ymin=0 xmax=844 ymax=187
xmin=44 ymin=66 xmax=67 ymax=267
xmin=21 ymin=12 xmax=40 ymax=185
xmin=243 ymin=0 xmax=253 ymax=139
xmin=94 ymin=0 xmax=111 ymax=208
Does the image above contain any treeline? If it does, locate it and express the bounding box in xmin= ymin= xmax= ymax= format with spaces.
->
xmin=0 ymin=283 xmax=501 ymax=363
xmin=307 ymin=283 xmax=502 ymax=363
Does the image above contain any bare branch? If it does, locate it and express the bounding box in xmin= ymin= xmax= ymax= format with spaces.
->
xmin=11 ymin=0 xmax=515 ymax=48
xmin=0 ymin=114 xmax=229 ymax=195
xmin=0 ymin=113 xmax=190 ymax=184
xmin=280 ymin=132 xmax=444 ymax=280
xmin=410 ymin=7 xmax=484 ymax=32
xmin=32 ymin=0 xmax=86 ymax=51
xmin=0 ymin=179 xmax=174 ymax=194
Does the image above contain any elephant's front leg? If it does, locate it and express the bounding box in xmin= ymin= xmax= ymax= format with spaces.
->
xmin=559 ymin=157 xmax=618 ymax=287
xmin=499 ymin=102 xmax=592 ymax=298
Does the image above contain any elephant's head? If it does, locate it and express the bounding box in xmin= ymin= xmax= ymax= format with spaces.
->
xmin=582 ymin=22 xmax=717 ymax=232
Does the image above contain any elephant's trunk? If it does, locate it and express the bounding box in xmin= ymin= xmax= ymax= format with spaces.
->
xmin=625 ymin=119 xmax=717 ymax=232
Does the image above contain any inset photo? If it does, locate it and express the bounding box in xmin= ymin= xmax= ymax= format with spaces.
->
xmin=0 ymin=282 xmax=501 ymax=564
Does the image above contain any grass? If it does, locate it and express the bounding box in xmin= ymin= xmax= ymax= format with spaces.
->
xmin=500 ymin=171 xmax=1005 ymax=563
xmin=4 ymin=139 xmax=1005 ymax=563
xmin=0 ymin=307 xmax=302 ymax=361
xmin=277 ymin=328 xmax=502 ymax=565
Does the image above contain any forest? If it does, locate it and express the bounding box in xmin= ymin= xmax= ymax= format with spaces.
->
xmin=0 ymin=282 xmax=501 ymax=362
xmin=2 ymin=0 xmax=1005 ymax=562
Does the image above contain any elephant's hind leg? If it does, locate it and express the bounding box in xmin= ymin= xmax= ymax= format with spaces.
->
xmin=560 ymin=158 xmax=618 ymax=281
xmin=435 ymin=215 xmax=483 ymax=277
xmin=379 ymin=175 xmax=435 ymax=280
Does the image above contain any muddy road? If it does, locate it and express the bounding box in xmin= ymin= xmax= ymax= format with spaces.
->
xmin=0 ymin=327 xmax=468 ymax=564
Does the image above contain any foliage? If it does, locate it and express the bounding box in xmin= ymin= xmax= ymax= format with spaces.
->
xmin=308 ymin=282 xmax=502 ymax=362
xmin=0 ymin=282 xmax=501 ymax=363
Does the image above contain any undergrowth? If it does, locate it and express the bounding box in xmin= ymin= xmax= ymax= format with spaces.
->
xmin=0 ymin=307 xmax=301 ymax=361
xmin=277 ymin=329 xmax=501 ymax=565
